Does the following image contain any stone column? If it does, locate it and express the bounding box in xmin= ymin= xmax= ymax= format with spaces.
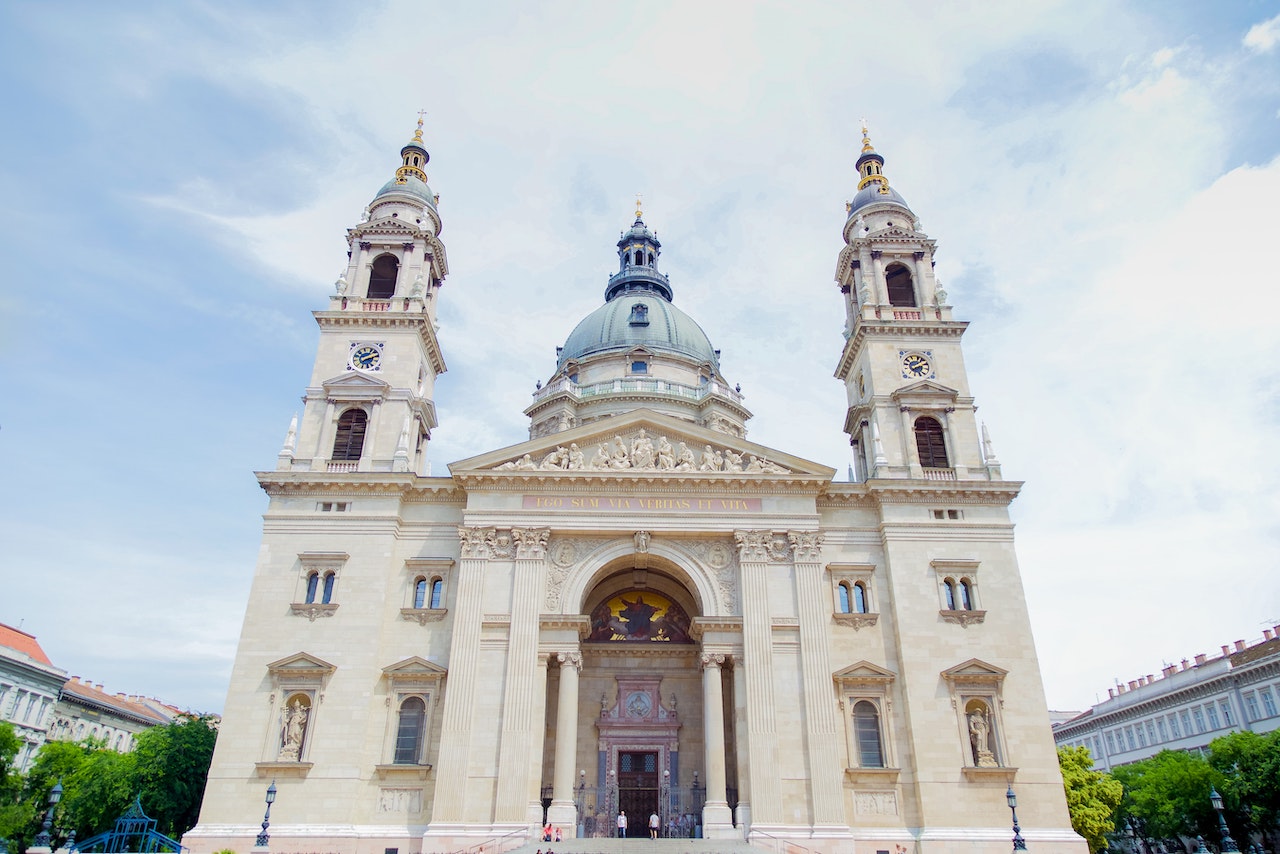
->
xmin=733 ymin=531 xmax=781 ymax=826
xmin=701 ymin=653 xmax=735 ymax=837
xmin=310 ymin=398 xmax=336 ymax=470
xmin=901 ymin=406 xmax=922 ymax=477
xmin=789 ymin=531 xmax=851 ymax=837
xmin=547 ymin=650 xmax=581 ymax=829
xmin=425 ymin=527 xmax=493 ymax=833
xmin=356 ymin=241 xmax=371 ymax=297
xmin=913 ymin=250 xmax=932 ymax=305
xmin=359 ymin=400 xmax=381 ymax=472
xmin=496 ymin=528 xmax=550 ymax=824
xmin=870 ymin=250 xmax=886 ymax=305
xmin=528 ymin=653 xmax=552 ymax=824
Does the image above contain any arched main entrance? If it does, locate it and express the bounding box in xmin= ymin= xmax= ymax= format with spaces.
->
xmin=542 ymin=555 xmax=732 ymax=839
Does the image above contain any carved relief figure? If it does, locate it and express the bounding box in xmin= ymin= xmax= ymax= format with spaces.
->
xmin=492 ymin=431 xmax=789 ymax=475
xmin=675 ymin=443 xmax=696 ymax=471
xmin=590 ymin=444 xmax=610 ymax=468
xmin=609 ymin=436 xmax=632 ymax=469
xmin=631 ymin=429 xmax=655 ymax=468
xmin=656 ymin=436 xmax=675 ymax=469
xmin=723 ymin=449 xmax=744 ymax=472
xmin=567 ymin=443 xmax=586 ymax=470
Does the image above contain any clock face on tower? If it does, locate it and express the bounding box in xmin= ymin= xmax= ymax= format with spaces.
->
xmin=350 ymin=343 xmax=383 ymax=371
xmin=901 ymin=351 xmax=933 ymax=379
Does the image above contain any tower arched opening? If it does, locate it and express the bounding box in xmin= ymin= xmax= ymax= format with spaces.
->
xmin=885 ymin=263 xmax=916 ymax=307
xmin=368 ymin=254 xmax=399 ymax=299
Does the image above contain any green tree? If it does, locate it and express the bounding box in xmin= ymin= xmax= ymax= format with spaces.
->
xmin=131 ymin=715 xmax=219 ymax=838
xmin=61 ymin=747 xmax=136 ymax=841
xmin=1112 ymin=750 xmax=1220 ymax=842
xmin=0 ymin=721 xmax=33 ymax=850
xmin=1208 ymin=729 xmax=1280 ymax=845
xmin=1059 ymin=746 xmax=1124 ymax=852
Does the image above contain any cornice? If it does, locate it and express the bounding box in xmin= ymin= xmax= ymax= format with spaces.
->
xmin=257 ymin=471 xmax=466 ymax=502
xmin=867 ymin=480 xmax=1023 ymax=505
xmin=835 ymin=320 xmax=969 ymax=381
xmin=314 ymin=311 xmax=447 ymax=375
xmin=450 ymin=470 xmax=831 ymax=494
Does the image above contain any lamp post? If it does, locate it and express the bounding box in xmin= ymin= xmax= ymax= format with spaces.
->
xmin=1209 ymin=787 xmax=1239 ymax=853
xmin=32 ymin=779 xmax=63 ymax=849
xmin=661 ymin=769 xmax=671 ymax=838
xmin=255 ymin=779 xmax=278 ymax=849
xmin=576 ymin=770 xmax=586 ymax=839
xmin=1006 ymin=786 xmax=1027 ymax=851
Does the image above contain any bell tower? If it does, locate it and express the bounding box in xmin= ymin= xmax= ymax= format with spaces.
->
xmin=833 ymin=125 xmax=1002 ymax=482
xmin=277 ymin=117 xmax=450 ymax=475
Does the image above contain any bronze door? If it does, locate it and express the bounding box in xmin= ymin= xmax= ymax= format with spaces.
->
xmin=617 ymin=750 xmax=658 ymax=832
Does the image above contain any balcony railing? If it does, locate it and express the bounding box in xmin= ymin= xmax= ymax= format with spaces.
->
xmin=327 ymin=461 xmax=358 ymax=473
xmin=922 ymin=467 xmax=956 ymax=481
xmin=532 ymin=376 xmax=743 ymax=406
xmin=363 ymin=300 xmax=391 ymax=311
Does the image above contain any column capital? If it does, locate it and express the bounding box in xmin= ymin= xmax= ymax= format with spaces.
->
xmin=556 ymin=651 xmax=582 ymax=672
xmin=700 ymin=652 xmax=728 ymax=669
xmin=513 ymin=527 xmax=551 ymax=560
xmin=458 ymin=526 xmax=497 ymax=559
xmin=733 ymin=530 xmax=770 ymax=562
xmin=787 ymin=530 xmax=824 ymax=563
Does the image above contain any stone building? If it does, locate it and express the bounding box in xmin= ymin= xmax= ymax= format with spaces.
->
xmin=0 ymin=623 xmax=65 ymax=772
xmin=1054 ymin=628 xmax=1280 ymax=771
xmin=185 ymin=122 xmax=1084 ymax=854
xmin=48 ymin=676 xmax=177 ymax=754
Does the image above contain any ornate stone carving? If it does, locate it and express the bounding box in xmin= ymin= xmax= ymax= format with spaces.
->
xmin=513 ymin=527 xmax=550 ymax=559
xmin=378 ymin=787 xmax=423 ymax=813
xmin=734 ymin=530 xmax=770 ymax=562
xmin=634 ymin=530 xmax=650 ymax=553
xmin=399 ymin=608 xmax=447 ymax=625
xmin=557 ymin=651 xmax=582 ymax=672
xmin=458 ymin=526 xmax=495 ymax=559
xmin=700 ymin=653 xmax=727 ymax=668
xmin=941 ymin=609 xmax=987 ymax=627
xmin=495 ymin=430 xmax=789 ymax=474
xmin=488 ymin=529 xmax=515 ymax=559
xmin=278 ymin=697 xmax=310 ymax=762
xmin=289 ymin=603 xmax=338 ymax=622
xmin=968 ymin=706 xmax=998 ymax=767
xmin=833 ymin=612 xmax=879 ymax=630
xmin=854 ymin=791 xmax=898 ymax=816
xmin=788 ymin=530 xmax=824 ymax=562
xmin=707 ymin=541 xmax=731 ymax=570
xmin=551 ymin=540 xmax=578 ymax=568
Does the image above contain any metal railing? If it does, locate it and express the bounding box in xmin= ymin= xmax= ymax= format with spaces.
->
xmin=750 ymin=827 xmax=816 ymax=854
xmin=453 ymin=826 xmax=528 ymax=854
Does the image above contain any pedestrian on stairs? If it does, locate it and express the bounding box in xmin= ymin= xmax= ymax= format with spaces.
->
xmin=617 ymin=810 xmax=627 ymax=838
xmin=649 ymin=811 xmax=659 ymax=839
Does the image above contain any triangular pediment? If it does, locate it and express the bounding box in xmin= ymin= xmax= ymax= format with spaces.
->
xmin=321 ymin=371 xmax=391 ymax=399
xmin=267 ymin=652 xmax=336 ymax=676
xmin=941 ymin=658 xmax=1008 ymax=681
xmin=451 ymin=409 xmax=835 ymax=480
xmin=382 ymin=656 xmax=448 ymax=679
xmin=891 ymin=379 xmax=959 ymax=399
xmin=833 ymin=660 xmax=896 ymax=681
xmin=353 ymin=217 xmax=419 ymax=237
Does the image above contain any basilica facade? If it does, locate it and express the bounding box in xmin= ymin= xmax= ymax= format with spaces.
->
xmin=185 ymin=122 xmax=1085 ymax=854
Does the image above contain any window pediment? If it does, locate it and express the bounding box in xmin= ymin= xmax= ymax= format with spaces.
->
xmin=891 ymin=380 xmax=959 ymax=405
xmin=322 ymin=371 xmax=391 ymax=401
xmin=834 ymin=661 xmax=896 ymax=689
xmin=267 ymin=652 xmax=337 ymax=678
xmin=382 ymin=656 xmax=447 ymax=687
xmin=941 ymin=658 xmax=1007 ymax=688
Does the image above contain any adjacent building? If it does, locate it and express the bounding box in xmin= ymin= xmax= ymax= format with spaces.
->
xmin=49 ymin=676 xmax=178 ymax=754
xmin=0 ymin=623 xmax=66 ymax=771
xmin=186 ymin=122 xmax=1085 ymax=854
xmin=1053 ymin=628 xmax=1280 ymax=771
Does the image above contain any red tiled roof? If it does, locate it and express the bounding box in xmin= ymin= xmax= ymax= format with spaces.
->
xmin=0 ymin=623 xmax=53 ymax=665
xmin=60 ymin=679 xmax=170 ymax=726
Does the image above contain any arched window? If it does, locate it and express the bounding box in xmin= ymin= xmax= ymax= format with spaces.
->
xmin=305 ymin=571 xmax=320 ymax=604
xmin=368 ymin=254 xmax=399 ymax=299
xmin=914 ymin=417 xmax=949 ymax=468
xmin=332 ymin=409 xmax=368 ymax=461
xmin=853 ymin=701 xmax=884 ymax=767
xmin=885 ymin=264 xmax=916 ymax=307
xmin=944 ymin=578 xmax=957 ymax=610
xmin=430 ymin=578 xmax=444 ymax=609
xmin=959 ymin=579 xmax=973 ymax=610
xmin=394 ymin=697 xmax=427 ymax=764
xmin=634 ymin=250 xmax=643 ymax=266
xmin=321 ymin=572 xmax=336 ymax=604
xmin=853 ymin=582 xmax=868 ymax=614
xmin=837 ymin=582 xmax=852 ymax=614
xmin=414 ymin=577 xmax=428 ymax=609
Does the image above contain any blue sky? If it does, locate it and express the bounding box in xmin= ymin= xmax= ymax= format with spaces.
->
xmin=2 ymin=1 xmax=1279 ymax=715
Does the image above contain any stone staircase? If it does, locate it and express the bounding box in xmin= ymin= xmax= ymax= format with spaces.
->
xmin=500 ymin=840 xmax=766 ymax=854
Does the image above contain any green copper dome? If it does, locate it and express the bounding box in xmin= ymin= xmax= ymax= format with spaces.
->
xmin=558 ymin=293 xmax=718 ymax=368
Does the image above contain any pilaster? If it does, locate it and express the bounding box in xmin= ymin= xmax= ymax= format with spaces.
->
xmin=701 ymin=652 xmax=736 ymax=838
xmin=733 ymin=530 xmax=782 ymax=825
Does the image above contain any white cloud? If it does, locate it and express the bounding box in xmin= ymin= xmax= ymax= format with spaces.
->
xmin=1244 ymin=12 xmax=1280 ymax=52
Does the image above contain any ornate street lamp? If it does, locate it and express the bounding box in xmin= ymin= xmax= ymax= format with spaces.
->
xmin=1006 ymin=786 xmax=1027 ymax=851
xmin=660 ymin=769 xmax=671 ymax=838
xmin=255 ymin=779 xmax=278 ymax=848
xmin=32 ymin=779 xmax=63 ymax=849
xmin=1209 ymin=787 xmax=1239 ymax=853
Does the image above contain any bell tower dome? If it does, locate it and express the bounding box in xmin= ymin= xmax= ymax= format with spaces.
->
xmin=275 ymin=117 xmax=450 ymax=476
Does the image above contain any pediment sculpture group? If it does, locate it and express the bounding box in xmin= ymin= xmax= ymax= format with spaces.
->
xmin=495 ymin=428 xmax=790 ymax=474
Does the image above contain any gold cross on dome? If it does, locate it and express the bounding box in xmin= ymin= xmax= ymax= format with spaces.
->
xmin=635 ymin=194 xmax=643 ymax=219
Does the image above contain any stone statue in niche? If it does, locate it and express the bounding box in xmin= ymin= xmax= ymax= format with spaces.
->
xmin=968 ymin=706 xmax=997 ymax=767
xmin=279 ymin=698 xmax=309 ymax=761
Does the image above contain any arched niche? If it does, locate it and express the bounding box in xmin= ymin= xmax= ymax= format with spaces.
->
xmin=558 ymin=541 xmax=723 ymax=620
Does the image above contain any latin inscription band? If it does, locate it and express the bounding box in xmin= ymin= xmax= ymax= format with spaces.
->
xmin=522 ymin=495 xmax=762 ymax=513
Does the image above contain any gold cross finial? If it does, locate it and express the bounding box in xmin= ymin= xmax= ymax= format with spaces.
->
xmin=635 ymin=194 xmax=643 ymax=220
xmin=413 ymin=110 xmax=426 ymax=143
xmin=860 ymin=119 xmax=875 ymax=154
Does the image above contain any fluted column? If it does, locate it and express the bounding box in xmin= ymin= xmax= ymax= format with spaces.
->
xmin=701 ymin=653 xmax=735 ymax=836
xmin=789 ymin=531 xmax=851 ymax=836
xmin=427 ymin=527 xmax=494 ymax=830
xmin=547 ymin=651 xmax=581 ymax=829
xmin=495 ymin=528 xmax=550 ymax=823
xmin=733 ymin=531 xmax=781 ymax=826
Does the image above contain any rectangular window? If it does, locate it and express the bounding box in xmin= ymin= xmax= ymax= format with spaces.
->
xmin=1180 ymin=709 xmax=1193 ymax=733
xmin=1105 ymin=732 xmax=1116 ymax=753
xmin=1136 ymin=725 xmax=1147 ymax=747
xmin=1206 ymin=704 xmax=1220 ymax=729
xmin=1262 ymin=687 xmax=1278 ymax=717
xmin=1168 ymin=713 xmax=1180 ymax=738
xmin=1244 ymin=693 xmax=1260 ymax=722
xmin=1220 ymin=700 xmax=1234 ymax=726
xmin=1094 ymin=736 xmax=1103 ymax=758
xmin=1145 ymin=721 xmax=1156 ymax=743
xmin=1192 ymin=707 xmax=1206 ymax=733
xmin=1124 ymin=727 xmax=1136 ymax=750
xmin=1156 ymin=718 xmax=1168 ymax=741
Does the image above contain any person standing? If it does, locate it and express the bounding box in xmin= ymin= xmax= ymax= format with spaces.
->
xmin=617 ymin=810 xmax=627 ymax=838
xmin=649 ymin=811 xmax=660 ymax=839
